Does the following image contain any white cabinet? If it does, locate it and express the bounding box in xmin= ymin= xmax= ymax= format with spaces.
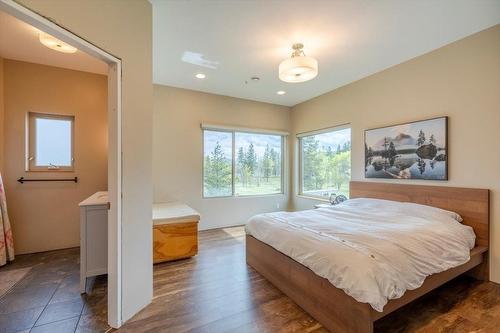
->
xmin=79 ymin=191 xmax=108 ymax=293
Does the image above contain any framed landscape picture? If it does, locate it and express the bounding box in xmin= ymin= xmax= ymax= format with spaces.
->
xmin=365 ymin=117 xmax=448 ymax=180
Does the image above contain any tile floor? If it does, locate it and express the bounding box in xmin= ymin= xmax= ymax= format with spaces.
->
xmin=0 ymin=248 xmax=108 ymax=333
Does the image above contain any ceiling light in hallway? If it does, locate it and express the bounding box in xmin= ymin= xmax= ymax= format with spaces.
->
xmin=39 ymin=32 xmax=77 ymax=53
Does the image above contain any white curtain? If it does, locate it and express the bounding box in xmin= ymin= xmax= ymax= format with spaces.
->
xmin=0 ymin=172 xmax=14 ymax=266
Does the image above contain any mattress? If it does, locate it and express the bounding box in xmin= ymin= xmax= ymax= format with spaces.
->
xmin=245 ymin=198 xmax=475 ymax=312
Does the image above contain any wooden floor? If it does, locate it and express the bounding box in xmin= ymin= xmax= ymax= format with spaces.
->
xmin=0 ymin=247 xmax=108 ymax=333
xmin=2 ymin=227 xmax=500 ymax=333
xmin=120 ymin=226 xmax=500 ymax=333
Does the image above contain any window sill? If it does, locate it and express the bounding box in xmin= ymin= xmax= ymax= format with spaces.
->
xmin=203 ymin=193 xmax=286 ymax=200
xmin=235 ymin=193 xmax=285 ymax=199
xmin=296 ymin=195 xmax=330 ymax=202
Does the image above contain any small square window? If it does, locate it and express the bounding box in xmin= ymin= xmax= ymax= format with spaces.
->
xmin=27 ymin=112 xmax=74 ymax=171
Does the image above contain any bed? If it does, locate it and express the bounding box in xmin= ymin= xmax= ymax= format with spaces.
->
xmin=245 ymin=181 xmax=489 ymax=333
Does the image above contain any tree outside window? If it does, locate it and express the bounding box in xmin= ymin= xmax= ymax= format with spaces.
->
xmin=300 ymin=127 xmax=351 ymax=199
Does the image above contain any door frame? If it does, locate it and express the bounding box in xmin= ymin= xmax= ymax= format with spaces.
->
xmin=0 ymin=0 xmax=123 ymax=327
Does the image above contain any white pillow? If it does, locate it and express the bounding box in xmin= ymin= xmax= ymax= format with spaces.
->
xmin=343 ymin=198 xmax=463 ymax=222
xmin=401 ymin=201 xmax=463 ymax=222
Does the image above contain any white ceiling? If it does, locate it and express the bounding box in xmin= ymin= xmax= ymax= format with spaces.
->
xmin=152 ymin=0 xmax=500 ymax=107
xmin=0 ymin=11 xmax=107 ymax=75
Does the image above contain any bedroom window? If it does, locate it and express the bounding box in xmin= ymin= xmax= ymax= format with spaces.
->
xmin=202 ymin=126 xmax=285 ymax=198
xmin=235 ymin=132 xmax=282 ymax=196
xmin=203 ymin=130 xmax=233 ymax=197
xmin=27 ymin=112 xmax=75 ymax=171
xmin=298 ymin=125 xmax=351 ymax=199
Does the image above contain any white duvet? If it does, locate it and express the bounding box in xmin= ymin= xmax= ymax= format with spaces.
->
xmin=245 ymin=198 xmax=475 ymax=312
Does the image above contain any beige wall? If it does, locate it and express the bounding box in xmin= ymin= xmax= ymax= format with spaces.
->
xmin=290 ymin=25 xmax=500 ymax=282
xmin=3 ymin=60 xmax=107 ymax=254
xmin=17 ymin=0 xmax=153 ymax=321
xmin=153 ymin=85 xmax=290 ymax=230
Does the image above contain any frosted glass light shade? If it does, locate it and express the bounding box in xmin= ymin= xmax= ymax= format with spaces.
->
xmin=279 ymin=56 xmax=318 ymax=83
xmin=39 ymin=32 xmax=77 ymax=54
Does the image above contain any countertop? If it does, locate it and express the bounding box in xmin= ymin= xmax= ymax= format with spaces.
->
xmin=79 ymin=191 xmax=109 ymax=207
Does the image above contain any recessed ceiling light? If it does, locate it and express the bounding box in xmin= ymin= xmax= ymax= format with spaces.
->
xmin=39 ymin=32 xmax=77 ymax=53
xmin=195 ymin=73 xmax=206 ymax=79
xmin=251 ymin=76 xmax=260 ymax=81
xmin=277 ymin=90 xmax=286 ymax=95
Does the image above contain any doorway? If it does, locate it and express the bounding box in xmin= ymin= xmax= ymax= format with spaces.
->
xmin=0 ymin=0 xmax=122 ymax=328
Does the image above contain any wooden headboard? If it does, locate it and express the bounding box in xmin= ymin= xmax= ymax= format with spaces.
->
xmin=350 ymin=181 xmax=490 ymax=248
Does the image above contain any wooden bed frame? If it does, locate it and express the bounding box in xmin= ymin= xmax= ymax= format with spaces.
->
xmin=246 ymin=181 xmax=489 ymax=333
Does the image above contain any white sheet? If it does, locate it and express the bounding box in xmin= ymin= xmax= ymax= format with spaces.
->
xmin=245 ymin=198 xmax=475 ymax=312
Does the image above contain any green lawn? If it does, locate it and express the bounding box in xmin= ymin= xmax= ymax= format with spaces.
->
xmin=235 ymin=177 xmax=282 ymax=196
xmin=206 ymin=177 xmax=350 ymax=198
xmin=302 ymin=182 xmax=350 ymax=199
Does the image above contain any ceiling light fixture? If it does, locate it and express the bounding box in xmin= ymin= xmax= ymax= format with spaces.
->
xmin=39 ymin=32 xmax=77 ymax=53
xmin=279 ymin=43 xmax=318 ymax=83
xmin=195 ymin=73 xmax=206 ymax=79
xmin=277 ymin=90 xmax=286 ymax=95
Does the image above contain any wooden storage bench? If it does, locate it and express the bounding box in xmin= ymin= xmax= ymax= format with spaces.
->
xmin=153 ymin=202 xmax=200 ymax=263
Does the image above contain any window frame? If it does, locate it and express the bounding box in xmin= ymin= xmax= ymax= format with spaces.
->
xmin=202 ymin=127 xmax=286 ymax=199
xmin=297 ymin=124 xmax=351 ymax=200
xmin=27 ymin=112 xmax=75 ymax=172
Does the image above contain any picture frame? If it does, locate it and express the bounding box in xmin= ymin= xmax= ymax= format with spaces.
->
xmin=364 ymin=116 xmax=448 ymax=180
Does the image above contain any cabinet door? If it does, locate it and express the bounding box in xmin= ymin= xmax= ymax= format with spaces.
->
xmin=85 ymin=207 xmax=108 ymax=275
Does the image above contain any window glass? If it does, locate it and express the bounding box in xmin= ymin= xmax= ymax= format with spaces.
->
xmin=300 ymin=127 xmax=351 ymax=198
xmin=203 ymin=130 xmax=233 ymax=197
xmin=202 ymin=129 xmax=284 ymax=198
xmin=35 ymin=117 xmax=73 ymax=167
xmin=235 ymin=132 xmax=282 ymax=196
